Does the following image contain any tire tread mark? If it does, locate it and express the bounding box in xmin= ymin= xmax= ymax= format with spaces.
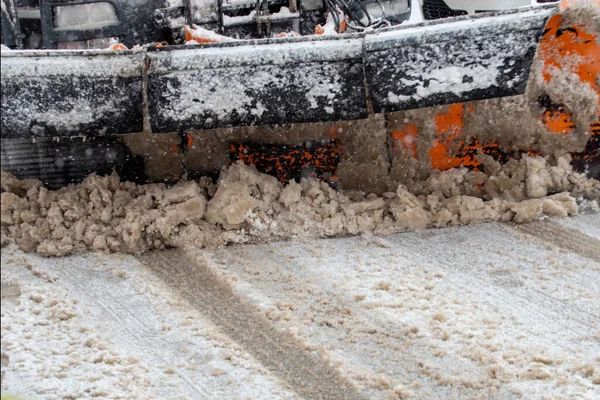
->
xmin=140 ymin=249 xmax=365 ymax=400
xmin=513 ymin=220 xmax=600 ymax=264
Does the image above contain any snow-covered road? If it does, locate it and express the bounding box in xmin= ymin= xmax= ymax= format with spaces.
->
xmin=2 ymin=214 xmax=599 ymax=399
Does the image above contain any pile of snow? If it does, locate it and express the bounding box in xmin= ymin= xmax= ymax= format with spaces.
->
xmin=1 ymin=154 xmax=597 ymax=257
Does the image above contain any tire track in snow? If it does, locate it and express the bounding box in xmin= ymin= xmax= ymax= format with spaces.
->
xmin=140 ymin=249 xmax=366 ymax=400
xmin=512 ymin=220 xmax=600 ymax=264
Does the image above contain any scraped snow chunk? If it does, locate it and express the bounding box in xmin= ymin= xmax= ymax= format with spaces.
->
xmin=1 ymin=153 xmax=596 ymax=256
xmin=511 ymin=199 xmax=543 ymax=223
xmin=279 ymin=181 xmax=302 ymax=208
xmin=390 ymin=186 xmax=430 ymax=230
xmin=526 ymin=157 xmax=553 ymax=198
xmin=341 ymin=198 xmax=385 ymax=215
xmin=392 ymin=384 xmax=415 ymax=399
xmin=206 ymin=182 xmax=259 ymax=227
xmin=542 ymin=192 xmax=578 ymax=218
xmin=161 ymin=181 xmax=201 ymax=206
xmin=156 ymin=197 xmax=207 ymax=238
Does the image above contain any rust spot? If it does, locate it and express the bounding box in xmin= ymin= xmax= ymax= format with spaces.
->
xmin=327 ymin=123 xmax=348 ymax=141
xmin=315 ymin=17 xmax=347 ymax=35
xmin=339 ymin=19 xmax=348 ymax=33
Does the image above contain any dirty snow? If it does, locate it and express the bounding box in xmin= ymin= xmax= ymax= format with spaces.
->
xmin=0 ymin=246 xmax=298 ymax=400
xmin=1 ymin=154 xmax=598 ymax=257
xmin=2 ymin=214 xmax=599 ymax=399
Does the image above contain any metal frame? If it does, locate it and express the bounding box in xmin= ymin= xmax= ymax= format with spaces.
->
xmin=40 ymin=0 xmax=126 ymax=49
xmin=39 ymin=0 xmax=166 ymax=49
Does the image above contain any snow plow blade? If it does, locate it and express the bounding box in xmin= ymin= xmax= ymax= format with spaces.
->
xmin=364 ymin=9 xmax=550 ymax=113
xmin=1 ymin=51 xmax=146 ymax=139
xmin=2 ymin=6 xmax=553 ymax=137
xmin=2 ymin=3 xmax=599 ymax=189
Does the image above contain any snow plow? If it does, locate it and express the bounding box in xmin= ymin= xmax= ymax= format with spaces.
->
xmin=1 ymin=0 xmax=598 ymax=192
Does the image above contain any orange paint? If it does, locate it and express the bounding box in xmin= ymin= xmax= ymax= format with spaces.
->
xmin=537 ymin=9 xmax=600 ymax=136
xmin=560 ymin=0 xmax=600 ymax=11
xmin=391 ymin=123 xmax=418 ymax=158
xmin=184 ymin=25 xmax=194 ymax=42
xmin=429 ymin=103 xmax=483 ymax=171
xmin=184 ymin=25 xmax=219 ymax=44
xmin=538 ymin=14 xmax=600 ymax=92
xmin=540 ymin=109 xmax=576 ymax=135
xmin=426 ymin=104 xmax=525 ymax=171
xmin=186 ymin=38 xmax=217 ymax=45
xmin=315 ymin=16 xmax=347 ymax=34
xmin=275 ymin=31 xmax=300 ymax=38
xmin=108 ymin=43 xmax=128 ymax=50
xmin=338 ymin=19 xmax=348 ymax=33
xmin=434 ymin=103 xmax=464 ymax=136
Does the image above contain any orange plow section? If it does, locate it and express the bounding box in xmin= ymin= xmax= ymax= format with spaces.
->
xmin=537 ymin=11 xmax=600 ymax=136
xmin=236 ymin=2 xmax=599 ymax=185
xmin=389 ymin=3 xmax=599 ymax=179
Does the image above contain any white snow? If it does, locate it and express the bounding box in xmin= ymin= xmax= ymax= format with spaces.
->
xmin=185 ymin=25 xmax=238 ymax=43
xmin=387 ymin=64 xmax=499 ymax=102
xmin=54 ymin=3 xmax=119 ymax=31
xmin=158 ymin=71 xmax=268 ymax=122
xmin=223 ymin=10 xmax=257 ymax=27
xmin=149 ymin=38 xmax=362 ymax=71
xmin=0 ymin=51 xmax=144 ymax=78
xmin=366 ymin=7 xmax=554 ymax=47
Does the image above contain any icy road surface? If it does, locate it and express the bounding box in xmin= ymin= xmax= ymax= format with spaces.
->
xmin=1 ymin=214 xmax=600 ymax=399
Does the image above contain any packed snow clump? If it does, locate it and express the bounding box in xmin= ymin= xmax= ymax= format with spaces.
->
xmin=1 ymin=155 xmax=598 ymax=256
